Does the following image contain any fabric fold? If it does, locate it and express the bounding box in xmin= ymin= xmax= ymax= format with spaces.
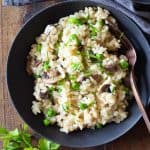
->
xmin=2 ymin=0 xmax=150 ymax=35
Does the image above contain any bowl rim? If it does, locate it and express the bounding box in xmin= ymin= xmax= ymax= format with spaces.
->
xmin=6 ymin=0 xmax=150 ymax=148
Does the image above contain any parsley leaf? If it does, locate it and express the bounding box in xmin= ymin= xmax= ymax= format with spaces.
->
xmin=0 ymin=125 xmax=60 ymax=150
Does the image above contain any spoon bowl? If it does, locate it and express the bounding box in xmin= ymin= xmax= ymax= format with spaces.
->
xmin=108 ymin=20 xmax=150 ymax=133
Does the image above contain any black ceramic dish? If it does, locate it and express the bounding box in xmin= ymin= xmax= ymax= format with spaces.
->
xmin=7 ymin=0 xmax=150 ymax=148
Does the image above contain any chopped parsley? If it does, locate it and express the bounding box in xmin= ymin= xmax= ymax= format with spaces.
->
xmin=36 ymin=44 xmax=42 ymax=52
xmin=71 ymin=82 xmax=80 ymax=91
xmin=43 ymin=61 xmax=50 ymax=71
xmin=71 ymin=62 xmax=82 ymax=72
xmin=78 ymin=102 xmax=88 ymax=110
xmin=62 ymin=103 xmax=71 ymax=112
xmin=68 ymin=34 xmax=81 ymax=46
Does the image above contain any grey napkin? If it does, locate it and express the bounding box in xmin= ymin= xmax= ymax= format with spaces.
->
xmin=2 ymin=0 xmax=150 ymax=35
xmin=3 ymin=0 xmax=44 ymax=5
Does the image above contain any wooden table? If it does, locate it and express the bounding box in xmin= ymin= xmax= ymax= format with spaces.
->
xmin=0 ymin=0 xmax=150 ymax=149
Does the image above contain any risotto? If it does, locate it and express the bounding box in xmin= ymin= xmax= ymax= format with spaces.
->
xmin=27 ymin=7 xmax=131 ymax=133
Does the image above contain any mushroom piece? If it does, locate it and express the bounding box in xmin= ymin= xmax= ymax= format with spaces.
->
xmin=40 ymin=91 xmax=49 ymax=99
xmin=100 ymin=84 xmax=111 ymax=93
xmin=104 ymin=64 xmax=117 ymax=72
xmin=102 ymin=55 xmax=118 ymax=72
xmin=42 ymin=69 xmax=63 ymax=84
xmin=42 ymin=72 xmax=49 ymax=79
xmin=91 ymin=74 xmax=102 ymax=83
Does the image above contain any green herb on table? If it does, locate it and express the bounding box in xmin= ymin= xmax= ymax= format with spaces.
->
xmin=0 ymin=124 xmax=60 ymax=150
xmin=39 ymin=138 xmax=60 ymax=150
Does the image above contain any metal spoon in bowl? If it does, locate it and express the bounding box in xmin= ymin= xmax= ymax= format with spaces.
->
xmin=108 ymin=20 xmax=150 ymax=133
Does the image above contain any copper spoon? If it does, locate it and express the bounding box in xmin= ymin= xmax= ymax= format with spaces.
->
xmin=108 ymin=20 xmax=150 ymax=133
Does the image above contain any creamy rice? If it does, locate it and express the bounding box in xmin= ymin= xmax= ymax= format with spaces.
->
xmin=27 ymin=7 xmax=131 ymax=133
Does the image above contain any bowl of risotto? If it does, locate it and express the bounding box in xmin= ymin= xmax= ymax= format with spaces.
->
xmin=7 ymin=0 xmax=150 ymax=148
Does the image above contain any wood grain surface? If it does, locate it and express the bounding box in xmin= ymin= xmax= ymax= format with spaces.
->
xmin=0 ymin=0 xmax=150 ymax=149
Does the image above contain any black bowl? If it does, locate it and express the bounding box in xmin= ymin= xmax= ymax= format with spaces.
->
xmin=7 ymin=0 xmax=150 ymax=148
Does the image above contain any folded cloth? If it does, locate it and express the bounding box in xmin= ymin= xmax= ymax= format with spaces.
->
xmin=2 ymin=0 xmax=150 ymax=35
xmin=3 ymin=0 xmax=44 ymax=5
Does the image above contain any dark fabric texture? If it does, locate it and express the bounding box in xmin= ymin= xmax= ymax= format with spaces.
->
xmin=2 ymin=0 xmax=150 ymax=35
xmin=3 ymin=0 xmax=44 ymax=5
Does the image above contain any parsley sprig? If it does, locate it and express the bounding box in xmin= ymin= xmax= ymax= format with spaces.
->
xmin=0 ymin=124 xmax=60 ymax=150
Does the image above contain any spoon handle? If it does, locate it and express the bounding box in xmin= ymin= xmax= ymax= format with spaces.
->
xmin=130 ymin=71 xmax=150 ymax=133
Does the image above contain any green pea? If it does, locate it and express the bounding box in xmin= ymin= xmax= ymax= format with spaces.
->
xmin=119 ymin=59 xmax=129 ymax=69
xmin=43 ymin=119 xmax=50 ymax=126
xmin=47 ymin=108 xmax=57 ymax=117
xmin=79 ymin=102 xmax=88 ymax=110
xmin=36 ymin=44 xmax=42 ymax=52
